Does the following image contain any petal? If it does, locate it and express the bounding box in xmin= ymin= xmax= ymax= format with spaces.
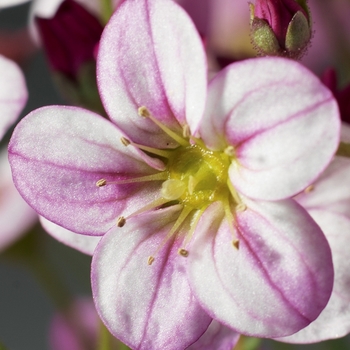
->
xmin=0 ymin=0 xmax=29 ymax=8
xmin=188 ymin=199 xmax=334 ymax=337
xmin=91 ymin=206 xmax=212 ymax=350
xmin=9 ymin=106 xmax=162 ymax=235
xmin=0 ymin=148 xmax=37 ymax=252
xmin=0 ymin=55 xmax=27 ymax=140
xmin=277 ymin=209 xmax=350 ymax=343
xmin=296 ymin=156 xmax=350 ymax=216
xmin=40 ymin=217 xmax=100 ymax=256
xmin=30 ymin=0 xmax=64 ymax=18
xmin=187 ymin=320 xmax=239 ymax=350
xmin=200 ymin=57 xmax=340 ymax=200
xmin=97 ymin=0 xmax=207 ymax=148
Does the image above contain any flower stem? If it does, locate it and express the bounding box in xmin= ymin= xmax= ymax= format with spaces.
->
xmin=234 ymin=336 xmax=261 ymax=350
xmin=101 ymin=0 xmax=114 ymax=25
xmin=98 ymin=321 xmax=131 ymax=350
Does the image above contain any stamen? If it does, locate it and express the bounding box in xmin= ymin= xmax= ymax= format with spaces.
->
xmin=227 ymin=180 xmax=242 ymax=205
xmin=188 ymin=175 xmax=196 ymax=195
xmin=223 ymin=199 xmax=240 ymax=249
xmin=122 ymin=137 xmax=174 ymax=158
xmin=182 ymin=124 xmax=190 ymax=138
xmin=116 ymin=216 xmax=126 ymax=227
xmin=232 ymin=239 xmax=240 ymax=249
xmin=236 ymin=203 xmax=247 ymax=212
xmin=182 ymin=207 xmax=205 ymax=248
xmin=96 ymin=172 xmax=168 ymax=187
xmin=224 ymin=146 xmax=235 ymax=157
xmin=147 ymin=256 xmax=155 ymax=265
xmin=96 ymin=179 xmax=107 ymax=187
xmin=121 ymin=137 xmax=131 ymax=146
xmin=304 ymin=185 xmax=314 ymax=193
xmin=124 ymin=197 xmax=170 ymax=221
xmin=147 ymin=205 xmax=193 ymax=265
xmin=138 ymin=106 xmax=150 ymax=118
xmin=178 ymin=248 xmax=189 ymax=257
xmin=138 ymin=106 xmax=189 ymax=147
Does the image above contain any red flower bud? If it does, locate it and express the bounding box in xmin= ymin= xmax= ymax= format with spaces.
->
xmin=250 ymin=0 xmax=311 ymax=59
xmin=36 ymin=0 xmax=103 ymax=80
xmin=36 ymin=0 xmax=105 ymax=114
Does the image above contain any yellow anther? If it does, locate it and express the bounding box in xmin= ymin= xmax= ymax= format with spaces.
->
xmin=96 ymin=179 xmax=107 ymax=187
xmin=183 ymin=124 xmax=190 ymax=138
xmin=148 ymin=256 xmax=155 ymax=265
xmin=232 ymin=240 xmax=240 ymax=250
xmin=117 ymin=216 xmax=126 ymax=227
xmin=236 ymin=203 xmax=247 ymax=212
xmin=121 ymin=137 xmax=131 ymax=146
xmin=304 ymin=185 xmax=314 ymax=193
xmin=138 ymin=106 xmax=150 ymax=118
xmin=178 ymin=248 xmax=189 ymax=257
xmin=224 ymin=146 xmax=235 ymax=157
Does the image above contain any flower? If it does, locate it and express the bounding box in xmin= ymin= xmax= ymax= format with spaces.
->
xmin=49 ymin=298 xmax=99 ymax=350
xmin=0 ymin=54 xmax=28 ymax=140
xmin=0 ymin=55 xmax=37 ymax=251
xmin=9 ymin=0 xmax=340 ymax=348
xmin=36 ymin=0 xmax=103 ymax=81
xmin=250 ymin=0 xmax=312 ymax=58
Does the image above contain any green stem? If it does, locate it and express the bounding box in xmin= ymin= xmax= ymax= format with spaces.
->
xmin=101 ymin=0 xmax=114 ymax=25
xmin=98 ymin=321 xmax=112 ymax=350
xmin=98 ymin=321 xmax=131 ymax=350
xmin=234 ymin=336 xmax=261 ymax=350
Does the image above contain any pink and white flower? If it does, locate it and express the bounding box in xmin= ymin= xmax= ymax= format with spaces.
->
xmin=8 ymin=0 xmax=340 ymax=348
xmin=0 ymin=54 xmax=28 ymax=140
xmin=0 ymin=54 xmax=37 ymax=251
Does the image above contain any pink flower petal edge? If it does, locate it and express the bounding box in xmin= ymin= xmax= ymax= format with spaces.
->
xmin=0 ymin=148 xmax=37 ymax=252
xmin=0 ymin=55 xmax=27 ymax=140
xmin=40 ymin=216 xmax=100 ymax=256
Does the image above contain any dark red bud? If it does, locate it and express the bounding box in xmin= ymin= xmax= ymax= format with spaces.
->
xmin=36 ymin=0 xmax=103 ymax=81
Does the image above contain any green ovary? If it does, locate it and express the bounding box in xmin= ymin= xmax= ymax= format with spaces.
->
xmin=162 ymin=143 xmax=233 ymax=209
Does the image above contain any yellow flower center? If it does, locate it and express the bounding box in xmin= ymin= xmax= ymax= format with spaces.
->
xmin=96 ymin=107 xmax=244 ymax=264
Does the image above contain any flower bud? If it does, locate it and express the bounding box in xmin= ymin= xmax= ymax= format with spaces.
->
xmin=250 ymin=0 xmax=312 ymax=59
xmin=36 ymin=0 xmax=105 ymax=114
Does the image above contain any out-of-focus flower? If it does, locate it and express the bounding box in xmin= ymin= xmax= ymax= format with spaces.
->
xmin=178 ymin=0 xmax=254 ymax=69
xmin=250 ymin=0 xmax=312 ymax=59
xmin=49 ymin=298 xmax=99 ymax=350
xmin=0 ymin=55 xmax=37 ymax=251
xmin=187 ymin=320 xmax=239 ymax=350
xmin=0 ymin=54 xmax=27 ymax=139
xmin=301 ymin=0 xmax=350 ymax=79
xmin=0 ymin=149 xmax=37 ymax=252
xmin=321 ymin=69 xmax=350 ymax=124
xmin=276 ymin=124 xmax=350 ymax=343
xmin=9 ymin=0 xmax=340 ymax=348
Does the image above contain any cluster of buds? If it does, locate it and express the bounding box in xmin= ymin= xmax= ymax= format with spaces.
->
xmin=250 ymin=0 xmax=312 ymax=59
